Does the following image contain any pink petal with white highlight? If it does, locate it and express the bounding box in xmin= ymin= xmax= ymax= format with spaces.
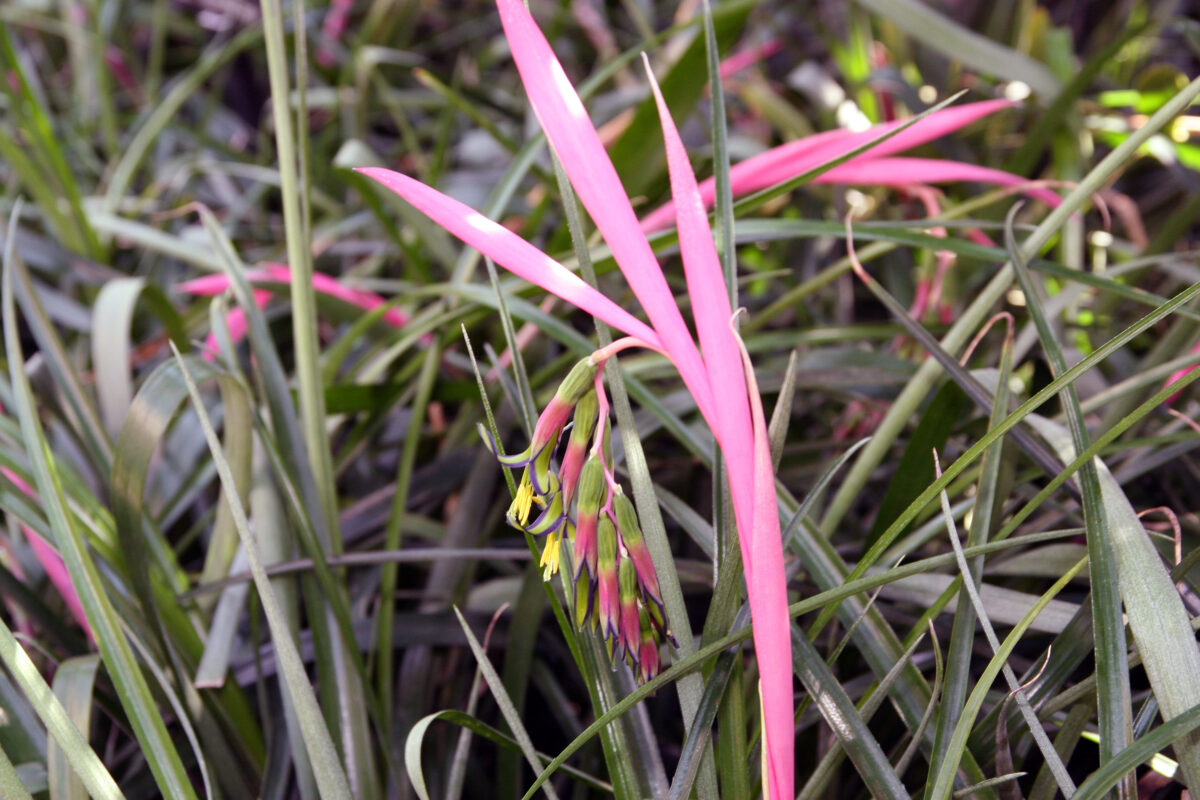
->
xmin=645 ymin=58 xmax=756 ymax=574
xmin=495 ymin=0 xmax=715 ymax=424
xmin=817 ymin=157 xmax=1062 ymax=207
xmin=640 ymin=99 xmax=1015 ymax=233
xmin=741 ymin=336 xmax=794 ymax=800
xmin=651 ymin=55 xmax=794 ymax=797
xmin=357 ymin=167 xmax=664 ymax=350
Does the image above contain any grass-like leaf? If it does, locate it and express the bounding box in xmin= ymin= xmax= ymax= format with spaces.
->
xmin=1007 ymin=204 xmax=1132 ymax=777
xmin=170 ymin=344 xmax=354 ymax=800
xmin=47 ymin=654 xmax=101 ymax=800
xmin=926 ymin=556 xmax=1087 ymax=800
xmin=452 ymin=607 xmax=562 ymax=800
xmin=854 ymin=0 xmax=1060 ymax=95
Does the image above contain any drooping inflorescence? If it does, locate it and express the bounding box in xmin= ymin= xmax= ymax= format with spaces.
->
xmin=481 ymin=353 xmax=673 ymax=683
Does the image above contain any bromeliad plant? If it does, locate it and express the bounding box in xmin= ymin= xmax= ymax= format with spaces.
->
xmin=360 ymin=0 xmax=794 ymax=793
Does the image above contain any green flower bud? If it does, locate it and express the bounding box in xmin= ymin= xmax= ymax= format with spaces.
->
xmin=554 ymin=356 xmax=599 ymax=407
xmin=573 ymin=568 xmax=592 ymax=629
xmin=612 ymin=489 xmax=662 ymax=605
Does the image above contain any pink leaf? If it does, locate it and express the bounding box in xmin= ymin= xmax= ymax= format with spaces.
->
xmin=176 ymin=272 xmax=269 ymax=297
xmin=650 ymin=55 xmax=793 ymax=796
xmin=260 ymin=263 xmax=412 ymax=328
xmin=645 ymin=57 xmax=756 ymax=575
xmin=356 ymin=167 xmax=664 ymax=351
xmin=739 ymin=329 xmax=794 ymax=800
xmin=495 ymin=0 xmax=715 ymax=424
xmin=1165 ymin=341 xmax=1200 ymax=404
xmin=179 ymin=265 xmax=413 ymax=329
xmin=640 ymin=99 xmax=1015 ymax=232
xmin=193 ymin=291 xmax=269 ymax=362
xmin=817 ymin=157 xmax=1062 ymax=207
xmin=718 ymin=38 xmax=781 ymax=81
xmin=179 ymin=264 xmax=414 ymax=361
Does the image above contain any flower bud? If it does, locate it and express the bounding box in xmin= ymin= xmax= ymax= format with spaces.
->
xmin=618 ymin=554 xmax=640 ymax=660
xmin=571 ymin=456 xmax=606 ymax=579
xmin=574 ymin=567 xmax=594 ymax=630
xmin=559 ymin=391 xmax=598 ymax=508
xmin=612 ymin=490 xmax=663 ymax=606
xmin=596 ymin=516 xmax=619 ymax=638
xmin=636 ymin=605 xmax=661 ymax=684
xmin=554 ymin=356 xmax=599 ymax=407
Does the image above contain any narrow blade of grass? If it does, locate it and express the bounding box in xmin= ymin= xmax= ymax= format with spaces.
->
xmin=452 ymin=608 xmax=561 ymax=800
xmin=0 ymin=741 xmax=33 ymax=800
xmin=1007 ymin=205 xmax=1132 ymax=777
xmin=790 ymin=624 xmax=911 ymax=800
xmin=927 ymin=557 xmax=1088 ymax=800
xmin=854 ymin=0 xmax=1061 ymax=96
xmin=0 ymin=627 xmax=118 ymax=800
xmin=90 ymin=278 xmax=188 ymax=437
xmin=1025 ymin=408 xmax=1200 ymax=794
xmin=47 ymin=654 xmax=101 ymax=800
xmin=171 ymin=344 xmax=354 ymax=800
xmin=932 ymin=449 xmax=1076 ymax=797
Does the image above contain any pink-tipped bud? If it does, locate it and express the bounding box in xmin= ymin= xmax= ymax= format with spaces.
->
xmin=618 ymin=555 xmax=641 ymax=660
xmin=636 ymin=606 xmax=661 ymax=684
xmin=571 ymin=456 xmax=606 ymax=579
xmin=596 ymin=516 xmax=620 ymax=637
xmin=524 ymin=357 xmax=599 ymax=492
xmin=613 ymin=490 xmax=663 ymax=606
xmin=559 ymin=390 xmax=598 ymax=508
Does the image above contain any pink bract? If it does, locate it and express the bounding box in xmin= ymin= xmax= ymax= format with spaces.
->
xmin=638 ymin=98 xmax=1028 ymax=233
xmin=178 ymin=264 xmax=412 ymax=361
